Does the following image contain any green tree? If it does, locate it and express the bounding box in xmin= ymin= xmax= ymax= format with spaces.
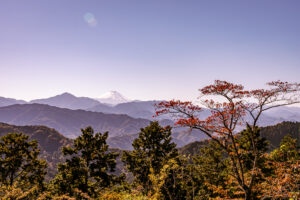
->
xmin=236 ymin=126 xmax=269 ymax=170
xmin=260 ymin=135 xmax=300 ymax=199
xmin=51 ymin=126 xmax=124 ymax=197
xmin=190 ymin=140 xmax=231 ymax=199
xmin=122 ymin=121 xmax=178 ymax=194
xmin=0 ymin=133 xmax=47 ymax=189
xmin=270 ymin=134 xmax=299 ymax=162
xmin=149 ymin=157 xmax=189 ymax=200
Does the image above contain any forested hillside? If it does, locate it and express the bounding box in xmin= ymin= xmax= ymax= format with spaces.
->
xmin=0 ymin=123 xmax=72 ymax=153
xmin=260 ymin=121 xmax=300 ymax=148
xmin=179 ymin=121 xmax=300 ymax=156
xmin=0 ymin=123 xmax=72 ymax=179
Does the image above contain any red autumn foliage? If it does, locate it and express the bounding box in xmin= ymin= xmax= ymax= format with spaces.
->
xmin=155 ymin=80 xmax=300 ymax=200
xmin=155 ymin=80 xmax=300 ymax=136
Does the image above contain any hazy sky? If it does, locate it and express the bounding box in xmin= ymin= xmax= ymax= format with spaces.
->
xmin=0 ymin=0 xmax=299 ymax=101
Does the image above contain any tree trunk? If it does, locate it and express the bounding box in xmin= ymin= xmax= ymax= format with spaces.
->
xmin=10 ymin=171 xmax=14 ymax=186
xmin=245 ymin=188 xmax=253 ymax=200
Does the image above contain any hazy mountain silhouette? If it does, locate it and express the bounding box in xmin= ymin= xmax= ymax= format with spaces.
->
xmin=0 ymin=103 xmax=207 ymax=149
xmin=2 ymin=93 xmax=300 ymax=124
xmin=0 ymin=104 xmax=150 ymax=138
xmin=0 ymin=97 xmax=27 ymax=107
xmin=88 ymin=100 xmax=160 ymax=119
xmin=30 ymin=92 xmax=106 ymax=110
xmin=263 ymin=106 xmax=300 ymax=124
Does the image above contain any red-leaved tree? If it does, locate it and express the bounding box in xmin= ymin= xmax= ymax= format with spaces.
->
xmin=155 ymin=80 xmax=300 ymax=200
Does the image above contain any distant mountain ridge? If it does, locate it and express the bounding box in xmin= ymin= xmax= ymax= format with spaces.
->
xmin=0 ymin=93 xmax=163 ymax=120
xmin=0 ymin=96 xmax=27 ymax=107
xmin=30 ymin=92 xmax=103 ymax=110
xmin=1 ymin=93 xmax=300 ymax=144
xmin=88 ymin=100 xmax=161 ymax=120
xmin=0 ymin=103 xmax=207 ymax=149
xmin=0 ymin=103 xmax=150 ymax=138
xmin=1 ymin=93 xmax=299 ymax=124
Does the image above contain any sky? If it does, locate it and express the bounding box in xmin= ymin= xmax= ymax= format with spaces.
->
xmin=0 ymin=0 xmax=299 ymax=101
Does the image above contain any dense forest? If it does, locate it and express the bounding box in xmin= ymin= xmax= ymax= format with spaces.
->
xmin=0 ymin=121 xmax=299 ymax=200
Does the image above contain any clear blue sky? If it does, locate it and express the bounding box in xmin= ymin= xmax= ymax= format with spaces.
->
xmin=0 ymin=0 xmax=299 ymax=101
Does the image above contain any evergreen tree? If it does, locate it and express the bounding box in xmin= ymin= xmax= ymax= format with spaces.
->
xmin=270 ymin=134 xmax=299 ymax=162
xmin=235 ymin=126 xmax=271 ymax=178
xmin=51 ymin=126 xmax=124 ymax=197
xmin=0 ymin=133 xmax=47 ymax=189
xmin=191 ymin=140 xmax=231 ymax=199
xmin=122 ymin=121 xmax=178 ymax=194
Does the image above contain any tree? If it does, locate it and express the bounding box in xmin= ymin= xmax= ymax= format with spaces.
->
xmin=260 ymin=135 xmax=300 ymax=199
xmin=149 ymin=157 xmax=189 ymax=200
xmin=190 ymin=140 xmax=232 ymax=199
xmin=51 ymin=126 xmax=124 ymax=197
xmin=270 ymin=134 xmax=299 ymax=162
xmin=0 ymin=133 xmax=47 ymax=189
xmin=122 ymin=121 xmax=178 ymax=195
xmin=155 ymin=80 xmax=300 ymax=199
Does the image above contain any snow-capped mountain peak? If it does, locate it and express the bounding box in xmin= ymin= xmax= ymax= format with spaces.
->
xmin=96 ymin=91 xmax=130 ymax=105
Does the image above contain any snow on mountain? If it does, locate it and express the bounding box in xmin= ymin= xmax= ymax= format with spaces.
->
xmin=96 ymin=91 xmax=131 ymax=105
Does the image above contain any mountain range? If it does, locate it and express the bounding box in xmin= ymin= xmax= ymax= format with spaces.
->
xmin=0 ymin=91 xmax=129 ymax=110
xmin=0 ymin=92 xmax=300 ymax=149
xmin=0 ymin=103 xmax=207 ymax=148
xmin=2 ymin=92 xmax=300 ymax=123
xmin=88 ymin=100 xmax=161 ymax=120
xmin=0 ymin=92 xmax=162 ymax=119
xmin=0 ymin=96 xmax=26 ymax=107
xmin=30 ymin=92 xmax=101 ymax=110
xmin=0 ymin=103 xmax=150 ymax=139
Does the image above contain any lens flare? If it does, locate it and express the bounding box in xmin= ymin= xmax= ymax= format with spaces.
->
xmin=83 ymin=12 xmax=97 ymax=27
